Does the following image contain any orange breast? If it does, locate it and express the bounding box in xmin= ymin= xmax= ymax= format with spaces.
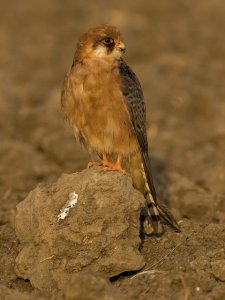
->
xmin=62 ymin=60 xmax=139 ymax=156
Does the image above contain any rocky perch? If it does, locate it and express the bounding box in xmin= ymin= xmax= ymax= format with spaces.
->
xmin=15 ymin=168 xmax=146 ymax=291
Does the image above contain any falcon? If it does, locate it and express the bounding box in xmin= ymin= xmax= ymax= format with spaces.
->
xmin=61 ymin=25 xmax=180 ymax=236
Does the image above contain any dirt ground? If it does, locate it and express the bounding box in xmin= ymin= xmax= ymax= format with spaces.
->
xmin=1 ymin=0 xmax=225 ymax=299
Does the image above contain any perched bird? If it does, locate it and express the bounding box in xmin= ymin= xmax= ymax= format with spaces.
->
xmin=61 ymin=25 xmax=180 ymax=236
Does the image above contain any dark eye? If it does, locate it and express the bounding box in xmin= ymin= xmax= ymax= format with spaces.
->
xmin=102 ymin=37 xmax=114 ymax=45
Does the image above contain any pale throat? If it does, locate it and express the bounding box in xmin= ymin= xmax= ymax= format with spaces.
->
xmin=93 ymin=46 xmax=122 ymax=61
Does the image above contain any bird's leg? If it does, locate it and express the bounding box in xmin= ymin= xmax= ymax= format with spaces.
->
xmin=88 ymin=151 xmax=112 ymax=168
xmin=102 ymin=152 xmax=114 ymax=167
xmin=87 ymin=153 xmax=103 ymax=168
xmin=87 ymin=161 xmax=102 ymax=168
xmin=103 ymin=154 xmax=125 ymax=173
xmin=88 ymin=152 xmax=125 ymax=173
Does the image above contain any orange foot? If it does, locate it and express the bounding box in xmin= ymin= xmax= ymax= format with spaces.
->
xmin=103 ymin=154 xmax=125 ymax=173
xmin=87 ymin=161 xmax=102 ymax=168
xmin=87 ymin=152 xmax=111 ymax=168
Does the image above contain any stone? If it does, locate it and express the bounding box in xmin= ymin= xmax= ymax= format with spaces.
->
xmin=15 ymin=168 xmax=146 ymax=291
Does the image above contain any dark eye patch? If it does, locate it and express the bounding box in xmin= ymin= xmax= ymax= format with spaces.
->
xmin=102 ymin=37 xmax=114 ymax=44
xmin=101 ymin=37 xmax=115 ymax=52
xmin=93 ymin=36 xmax=115 ymax=52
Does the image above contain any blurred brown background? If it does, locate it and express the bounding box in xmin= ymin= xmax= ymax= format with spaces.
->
xmin=1 ymin=0 xmax=225 ymax=218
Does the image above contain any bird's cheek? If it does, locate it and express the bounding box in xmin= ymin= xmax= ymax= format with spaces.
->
xmin=94 ymin=46 xmax=107 ymax=58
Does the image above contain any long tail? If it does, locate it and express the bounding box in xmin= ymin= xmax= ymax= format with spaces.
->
xmin=140 ymin=151 xmax=180 ymax=235
xmin=106 ymin=151 xmax=180 ymax=236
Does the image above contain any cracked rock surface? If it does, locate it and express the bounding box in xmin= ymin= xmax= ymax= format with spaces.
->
xmin=15 ymin=169 xmax=145 ymax=291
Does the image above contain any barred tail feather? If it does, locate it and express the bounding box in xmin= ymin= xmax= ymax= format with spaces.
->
xmin=141 ymin=162 xmax=164 ymax=235
xmin=141 ymin=160 xmax=180 ymax=235
xmin=145 ymin=193 xmax=164 ymax=236
xmin=122 ymin=150 xmax=180 ymax=235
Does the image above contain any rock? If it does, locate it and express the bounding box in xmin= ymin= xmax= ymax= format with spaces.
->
xmin=15 ymin=168 xmax=146 ymax=291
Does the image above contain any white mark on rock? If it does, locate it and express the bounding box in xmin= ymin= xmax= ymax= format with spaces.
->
xmin=57 ymin=192 xmax=78 ymax=221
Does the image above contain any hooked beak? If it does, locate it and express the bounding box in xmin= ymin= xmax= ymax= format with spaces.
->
xmin=116 ymin=41 xmax=126 ymax=53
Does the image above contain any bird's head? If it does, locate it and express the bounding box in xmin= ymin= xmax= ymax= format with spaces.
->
xmin=75 ymin=25 xmax=126 ymax=62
